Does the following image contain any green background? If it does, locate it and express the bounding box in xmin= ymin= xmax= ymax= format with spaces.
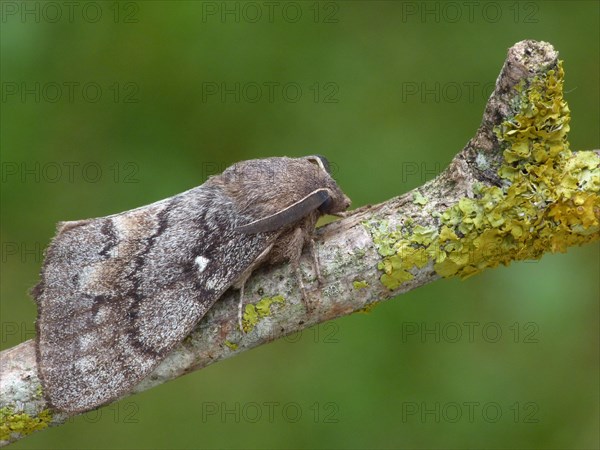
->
xmin=1 ymin=1 xmax=598 ymax=449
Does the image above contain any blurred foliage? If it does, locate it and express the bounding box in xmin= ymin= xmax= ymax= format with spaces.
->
xmin=1 ymin=1 xmax=598 ymax=449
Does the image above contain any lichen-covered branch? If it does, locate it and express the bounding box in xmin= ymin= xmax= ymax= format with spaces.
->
xmin=1 ymin=40 xmax=598 ymax=446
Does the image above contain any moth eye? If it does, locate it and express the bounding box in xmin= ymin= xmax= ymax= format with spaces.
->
xmin=307 ymin=155 xmax=330 ymax=173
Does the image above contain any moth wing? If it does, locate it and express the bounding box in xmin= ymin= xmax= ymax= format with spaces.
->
xmin=35 ymin=185 xmax=273 ymax=413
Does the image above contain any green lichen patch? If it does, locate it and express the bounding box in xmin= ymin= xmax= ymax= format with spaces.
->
xmin=35 ymin=384 xmax=43 ymax=399
xmin=242 ymin=295 xmax=286 ymax=333
xmin=413 ymin=191 xmax=428 ymax=206
xmin=224 ymin=340 xmax=238 ymax=351
xmin=364 ymin=219 xmax=433 ymax=290
xmin=357 ymin=302 xmax=379 ymax=314
xmin=363 ymin=219 xmax=402 ymax=258
xmin=0 ymin=407 xmax=52 ymax=442
xmin=366 ymin=62 xmax=599 ymax=289
xmin=353 ymin=280 xmax=369 ymax=290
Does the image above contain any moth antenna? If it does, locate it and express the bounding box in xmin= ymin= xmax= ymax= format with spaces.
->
xmin=306 ymin=155 xmax=330 ymax=173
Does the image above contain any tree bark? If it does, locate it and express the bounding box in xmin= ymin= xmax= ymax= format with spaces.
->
xmin=1 ymin=39 xmax=598 ymax=446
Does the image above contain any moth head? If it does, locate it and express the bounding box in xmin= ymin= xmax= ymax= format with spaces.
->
xmin=230 ymin=155 xmax=351 ymax=234
xmin=304 ymin=155 xmax=351 ymax=215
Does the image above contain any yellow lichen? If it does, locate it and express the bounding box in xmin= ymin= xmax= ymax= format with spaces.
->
xmin=223 ymin=340 xmax=238 ymax=351
xmin=353 ymin=280 xmax=369 ymax=290
xmin=367 ymin=61 xmax=599 ymax=289
xmin=357 ymin=302 xmax=379 ymax=314
xmin=241 ymin=295 xmax=285 ymax=333
xmin=0 ymin=407 xmax=52 ymax=442
xmin=413 ymin=191 xmax=428 ymax=206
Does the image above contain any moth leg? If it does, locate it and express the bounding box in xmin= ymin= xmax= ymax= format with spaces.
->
xmin=331 ymin=211 xmax=351 ymax=219
xmin=233 ymin=243 xmax=274 ymax=334
xmin=237 ymin=279 xmax=247 ymax=333
xmin=287 ymin=227 xmax=313 ymax=311
xmin=267 ymin=222 xmax=317 ymax=311
xmin=291 ymin=258 xmax=310 ymax=311
xmin=307 ymin=238 xmax=324 ymax=285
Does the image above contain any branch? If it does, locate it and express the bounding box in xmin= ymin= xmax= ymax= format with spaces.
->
xmin=1 ymin=39 xmax=598 ymax=446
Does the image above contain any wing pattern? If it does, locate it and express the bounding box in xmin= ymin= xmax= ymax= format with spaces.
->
xmin=35 ymin=184 xmax=274 ymax=412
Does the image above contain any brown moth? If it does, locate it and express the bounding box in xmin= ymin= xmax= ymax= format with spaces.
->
xmin=33 ymin=155 xmax=351 ymax=413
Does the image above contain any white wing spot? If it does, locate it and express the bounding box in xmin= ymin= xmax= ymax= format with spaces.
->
xmin=195 ymin=256 xmax=210 ymax=273
xmin=78 ymin=333 xmax=94 ymax=352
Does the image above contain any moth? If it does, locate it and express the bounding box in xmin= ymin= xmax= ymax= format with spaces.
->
xmin=33 ymin=155 xmax=351 ymax=413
